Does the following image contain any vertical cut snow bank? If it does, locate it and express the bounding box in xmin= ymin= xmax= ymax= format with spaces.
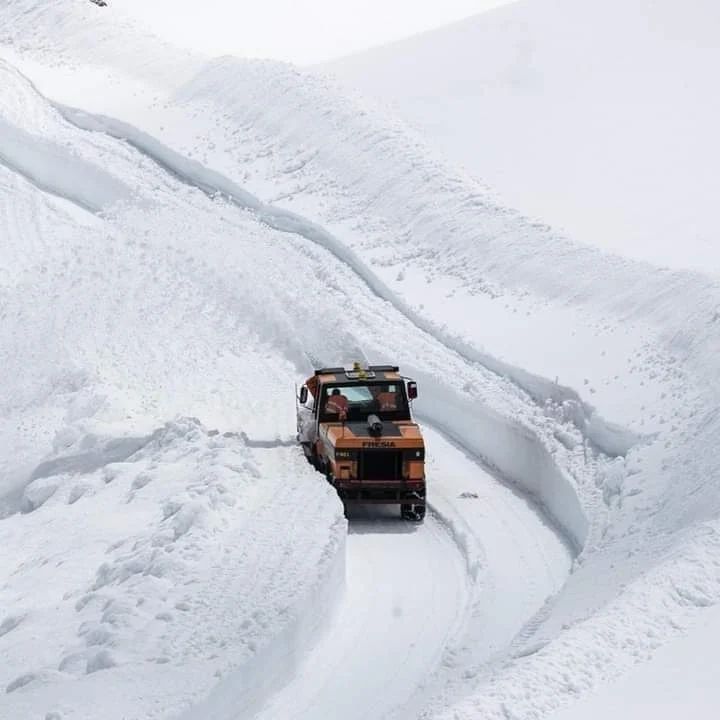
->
xmin=0 ymin=419 xmax=346 ymax=720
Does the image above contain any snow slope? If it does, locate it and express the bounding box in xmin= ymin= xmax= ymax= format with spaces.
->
xmin=0 ymin=59 xmax=348 ymax=719
xmin=107 ymin=0 xmax=515 ymax=64
xmin=549 ymin=603 xmax=720 ymax=720
xmin=323 ymin=0 xmax=720 ymax=274
xmin=2 ymin=1 xmax=720 ymax=719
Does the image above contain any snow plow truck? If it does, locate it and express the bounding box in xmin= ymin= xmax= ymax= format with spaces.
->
xmin=297 ymin=363 xmax=426 ymax=521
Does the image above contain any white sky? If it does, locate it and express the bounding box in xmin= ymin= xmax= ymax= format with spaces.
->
xmin=118 ymin=0 xmax=514 ymax=64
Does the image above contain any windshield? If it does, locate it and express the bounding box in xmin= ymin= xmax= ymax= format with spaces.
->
xmin=319 ymin=382 xmax=410 ymax=422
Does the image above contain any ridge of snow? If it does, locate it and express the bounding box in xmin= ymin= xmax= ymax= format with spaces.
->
xmin=0 ymin=116 xmax=131 ymax=212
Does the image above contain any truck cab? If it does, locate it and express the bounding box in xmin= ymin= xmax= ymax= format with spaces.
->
xmin=297 ymin=364 xmax=426 ymax=521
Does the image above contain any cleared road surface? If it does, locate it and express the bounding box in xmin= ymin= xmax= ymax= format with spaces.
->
xmin=250 ymin=428 xmax=572 ymax=720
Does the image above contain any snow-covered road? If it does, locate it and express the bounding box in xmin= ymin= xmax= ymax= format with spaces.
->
xmin=239 ymin=428 xmax=571 ymax=720
xmin=250 ymin=515 xmax=467 ymax=720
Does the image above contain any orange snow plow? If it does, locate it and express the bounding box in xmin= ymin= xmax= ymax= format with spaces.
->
xmin=297 ymin=363 xmax=426 ymax=521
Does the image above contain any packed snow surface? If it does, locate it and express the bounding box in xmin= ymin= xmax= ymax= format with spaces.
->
xmin=1 ymin=1 xmax=720 ymax=719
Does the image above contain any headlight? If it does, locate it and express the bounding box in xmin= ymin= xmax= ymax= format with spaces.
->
xmin=403 ymin=448 xmax=425 ymax=462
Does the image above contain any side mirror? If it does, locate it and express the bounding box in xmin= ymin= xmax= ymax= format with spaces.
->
xmin=407 ymin=381 xmax=418 ymax=400
xmin=299 ymin=386 xmax=308 ymax=405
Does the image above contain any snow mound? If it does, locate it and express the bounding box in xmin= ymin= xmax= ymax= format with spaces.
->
xmin=0 ymin=418 xmax=345 ymax=719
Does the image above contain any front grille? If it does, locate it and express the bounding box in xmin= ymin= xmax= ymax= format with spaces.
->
xmin=358 ymin=450 xmax=402 ymax=481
